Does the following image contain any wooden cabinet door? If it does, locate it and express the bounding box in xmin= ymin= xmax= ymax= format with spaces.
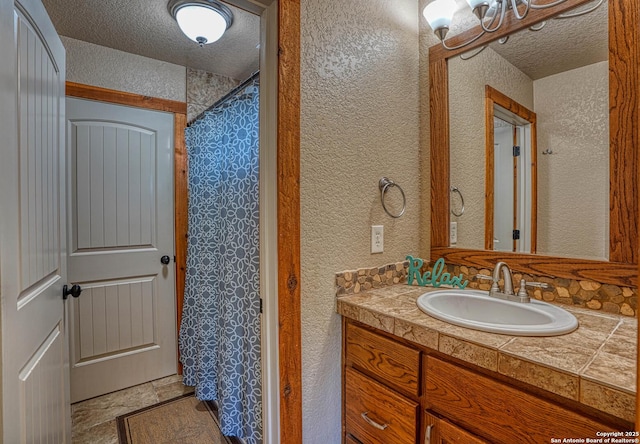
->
xmin=424 ymin=412 xmax=488 ymax=444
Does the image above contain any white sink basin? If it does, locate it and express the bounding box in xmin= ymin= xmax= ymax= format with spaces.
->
xmin=416 ymin=289 xmax=578 ymax=336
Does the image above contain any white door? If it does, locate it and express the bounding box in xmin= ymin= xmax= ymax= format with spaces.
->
xmin=66 ymin=97 xmax=177 ymax=403
xmin=0 ymin=0 xmax=71 ymax=442
xmin=494 ymin=123 xmax=515 ymax=251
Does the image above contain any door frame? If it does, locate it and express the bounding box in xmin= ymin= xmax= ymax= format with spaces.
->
xmin=64 ymin=2 xmax=303 ymax=432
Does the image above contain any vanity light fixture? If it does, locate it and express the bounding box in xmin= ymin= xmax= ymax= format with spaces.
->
xmin=423 ymin=0 xmax=604 ymax=51
xmin=168 ymin=0 xmax=233 ymax=47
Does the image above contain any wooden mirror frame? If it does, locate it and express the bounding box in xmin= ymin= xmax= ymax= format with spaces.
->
xmin=429 ymin=0 xmax=638 ymax=287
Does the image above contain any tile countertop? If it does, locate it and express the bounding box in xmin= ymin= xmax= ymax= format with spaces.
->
xmin=337 ymin=285 xmax=637 ymax=423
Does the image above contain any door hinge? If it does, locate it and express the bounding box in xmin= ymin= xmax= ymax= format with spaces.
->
xmin=513 ymin=229 xmax=521 ymax=240
xmin=513 ymin=145 xmax=521 ymax=157
xmin=260 ymin=298 xmax=263 ymax=314
xmin=173 ymin=255 xmax=176 ymax=263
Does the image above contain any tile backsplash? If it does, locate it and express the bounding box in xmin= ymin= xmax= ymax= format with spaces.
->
xmin=335 ymin=260 xmax=637 ymax=317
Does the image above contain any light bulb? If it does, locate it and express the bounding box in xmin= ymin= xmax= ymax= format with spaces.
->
xmin=175 ymin=5 xmax=228 ymax=46
xmin=423 ymin=0 xmax=456 ymax=35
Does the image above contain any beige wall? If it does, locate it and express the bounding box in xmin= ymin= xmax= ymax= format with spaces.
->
xmin=448 ymin=47 xmax=533 ymax=249
xmin=300 ymin=0 xmax=420 ymax=441
xmin=61 ymin=36 xmax=186 ymax=102
xmin=186 ymin=68 xmax=241 ymax=122
xmin=534 ymin=61 xmax=609 ymax=260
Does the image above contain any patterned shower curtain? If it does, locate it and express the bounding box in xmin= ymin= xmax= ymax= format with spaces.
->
xmin=180 ymin=75 xmax=262 ymax=444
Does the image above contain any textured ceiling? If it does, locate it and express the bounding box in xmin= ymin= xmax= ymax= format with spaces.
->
xmin=445 ymin=0 xmax=608 ymax=80
xmin=41 ymin=0 xmax=261 ymax=80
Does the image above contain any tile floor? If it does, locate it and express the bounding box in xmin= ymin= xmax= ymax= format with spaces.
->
xmin=71 ymin=375 xmax=195 ymax=444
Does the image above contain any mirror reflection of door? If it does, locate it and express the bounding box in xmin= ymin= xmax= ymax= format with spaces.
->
xmin=485 ymin=86 xmax=537 ymax=253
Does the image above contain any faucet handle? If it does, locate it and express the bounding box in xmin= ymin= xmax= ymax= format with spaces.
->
xmin=517 ymin=280 xmax=554 ymax=303
xmin=476 ymin=274 xmax=501 ymax=294
xmin=525 ymin=281 xmax=554 ymax=290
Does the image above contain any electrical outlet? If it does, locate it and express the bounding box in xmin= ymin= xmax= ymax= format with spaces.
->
xmin=371 ymin=225 xmax=384 ymax=253
xmin=450 ymin=222 xmax=458 ymax=244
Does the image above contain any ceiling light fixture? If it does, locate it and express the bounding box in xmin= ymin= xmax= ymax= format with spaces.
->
xmin=423 ymin=0 xmax=604 ymax=51
xmin=168 ymin=0 xmax=233 ymax=47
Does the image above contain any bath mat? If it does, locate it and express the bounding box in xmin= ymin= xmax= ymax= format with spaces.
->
xmin=117 ymin=394 xmax=241 ymax=444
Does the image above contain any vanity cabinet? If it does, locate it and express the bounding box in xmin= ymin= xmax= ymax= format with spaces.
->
xmin=342 ymin=318 xmax=625 ymax=444
xmin=344 ymin=321 xmax=420 ymax=443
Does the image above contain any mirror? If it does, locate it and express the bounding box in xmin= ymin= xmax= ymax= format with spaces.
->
xmin=429 ymin=0 xmax=638 ymax=287
xmin=447 ymin=2 xmax=608 ymax=259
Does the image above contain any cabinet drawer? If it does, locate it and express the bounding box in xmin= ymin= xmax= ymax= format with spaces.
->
xmin=346 ymin=322 xmax=420 ymax=397
xmin=424 ymin=356 xmax=620 ymax=444
xmin=424 ymin=411 xmax=489 ymax=444
xmin=345 ymin=367 xmax=418 ymax=444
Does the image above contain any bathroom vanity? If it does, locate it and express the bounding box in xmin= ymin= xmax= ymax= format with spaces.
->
xmin=339 ymin=286 xmax=636 ymax=444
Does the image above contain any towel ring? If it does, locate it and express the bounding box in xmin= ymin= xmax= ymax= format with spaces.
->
xmin=379 ymin=177 xmax=406 ymax=218
xmin=450 ymin=185 xmax=465 ymax=217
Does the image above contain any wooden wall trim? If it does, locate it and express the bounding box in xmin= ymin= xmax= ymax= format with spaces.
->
xmin=609 ymin=0 xmax=639 ymax=263
xmin=278 ymin=0 xmax=303 ymax=442
xmin=484 ymin=86 xmax=537 ymax=253
xmin=65 ymin=81 xmax=187 ymax=114
xmin=484 ymin=88 xmax=495 ymax=250
xmin=173 ymin=113 xmax=188 ymax=374
xmin=429 ymin=55 xmax=450 ymax=249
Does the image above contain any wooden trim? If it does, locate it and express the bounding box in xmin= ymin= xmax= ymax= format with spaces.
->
xmin=431 ymin=247 xmax=636 ymax=288
xmin=530 ymin=117 xmax=538 ymax=254
xmin=484 ymin=87 xmax=495 ymax=250
xmin=278 ymin=0 xmax=302 ymax=442
xmin=65 ymin=81 xmax=187 ymax=114
xmin=484 ymin=86 xmax=537 ymax=253
xmin=609 ymin=0 xmax=639 ymax=263
xmin=65 ymin=81 xmax=188 ymax=372
xmin=173 ymin=113 xmax=188 ymax=374
xmin=429 ymin=0 xmax=638 ymax=287
xmin=429 ymin=55 xmax=450 ymax=248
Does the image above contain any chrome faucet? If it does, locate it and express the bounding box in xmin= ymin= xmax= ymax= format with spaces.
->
xmin=477 ymin=261 xmax=554 ymax=303
xmin=489 ymin=261 xmax=515 ymax=300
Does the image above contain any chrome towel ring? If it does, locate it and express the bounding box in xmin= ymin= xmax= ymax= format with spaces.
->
xmin=379 ymin=177 xmax=406 ymax=218
xmin=450 ymin=185 xmax=465 ymax=217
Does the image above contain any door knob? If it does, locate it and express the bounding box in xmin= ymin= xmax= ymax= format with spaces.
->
xmin=62 ymin=284 xmax=82 ymax=300
xmin=160 ymin=255 xmax=171 ymax=265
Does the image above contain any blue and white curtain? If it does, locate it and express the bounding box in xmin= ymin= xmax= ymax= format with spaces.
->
xmin=180 ymin=75 xmax=262 ymax=444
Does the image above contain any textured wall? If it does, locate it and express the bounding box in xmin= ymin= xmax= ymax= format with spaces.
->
xmin=534 ymin=61 xmax=609 ymax=260
xmin=300 ymin=0 xmax=420 ymax=441
xmin=448 ymin=48 xmax=533 ymax=249
xmin=61 ymin=36 xmax=186 ymax=102
xmin=186 ymin=68 xmax=241 ymax=122
xmin=419 ymin=0 xmax=441 ymax=256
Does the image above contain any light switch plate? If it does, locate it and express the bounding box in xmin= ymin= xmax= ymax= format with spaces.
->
xmin=371 ymin=225 xmax=383 ymax=253
xmin=450 ymin=222 xmax=458 ymax=244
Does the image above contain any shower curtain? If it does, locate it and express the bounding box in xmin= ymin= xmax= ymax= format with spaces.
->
xmin=180 ymin=75 xmax=262 ymax=444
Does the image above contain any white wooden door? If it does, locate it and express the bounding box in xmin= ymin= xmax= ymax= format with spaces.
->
xmin=66 ymin=97 xmax=177 ymax=403
xmin=0 ymin=0 xmax=71 ymax=442
xmin=494 ymin=123 xmax=515 ymax=251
